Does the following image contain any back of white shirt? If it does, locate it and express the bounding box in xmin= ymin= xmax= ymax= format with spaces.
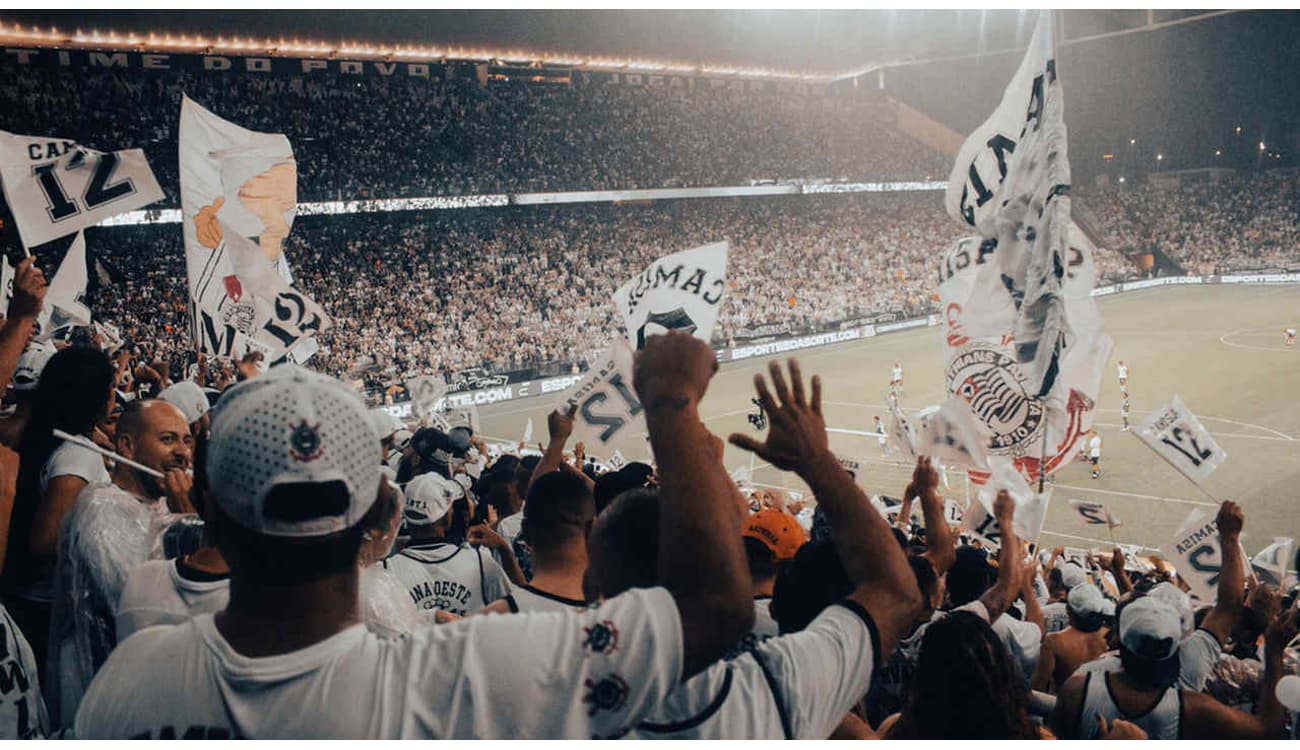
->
xmin=0 ymin=605 xmax=48 ymax=738
xmin=385 ymin=542 xmax=511 ymax=618
xmin=623 ymin=601 xmax=878 ymax=740
xmin=74 ymin=587 xmax=682 ymax=739
xmin=506 ymin=584 xmax=589 ymax=614
xmin=115 ymin=560 xmax=230 ymax=642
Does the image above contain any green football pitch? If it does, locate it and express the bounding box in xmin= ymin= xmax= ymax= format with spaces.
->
xmin=477 ymin=284 xmax=1300 ymax=563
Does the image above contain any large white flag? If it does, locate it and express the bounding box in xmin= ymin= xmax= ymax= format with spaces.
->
xmin=944 ymin=11 xmax=1073 ymax=399
xmin=0 ymin=131 xmax=164 ymax=249
xmin=179 ymin=95 xmax=327 ymax=361
xmin=1160 ymin=509 xmax=1227 ymax=602
xmin=1133 ymin=395 xmax=1226 ymax=487
xmin=612 ymin=242 xmax=728 ymax=350
xmin=910 ymin=398 xmax=990 ymax=472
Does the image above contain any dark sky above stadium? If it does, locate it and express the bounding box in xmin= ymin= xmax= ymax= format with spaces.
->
xmin=4 ymin=9 xmax=1298 ymax=177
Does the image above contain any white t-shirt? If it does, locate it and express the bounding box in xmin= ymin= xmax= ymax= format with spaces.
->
xmin=722 ymin=597 xmax=780 ymax=659
xmin=75 ymin=587 xmax=682 ymax=739
xmin=892 ymin=366 xmax=903 ymax=381
xmin=40 ymin=442 xmax=110 ymax=495
xmin=901 ymin=600 xmax=1042 ymax=687
xmin=1088 ymin=436 xmax=1102 ymax=458
xmin=0 ymin=604 xmax=48 ymax=738
xmin=505 ymin=584 xmax=589 ymax=614
xmin=622 ymin=601 xmax=878 ymax=740
xmin=1117 ymin=364 xmax=1128 ymax=379
xmin=497 ymin=512 xmax=524 ymax=545
xmin=116 ymin=559 xmax=230 ymax=642
xmin=385 ymin=542 xmax=512 ymax=618
xmin=1042 ymin=601 xmax=1070 ymax=635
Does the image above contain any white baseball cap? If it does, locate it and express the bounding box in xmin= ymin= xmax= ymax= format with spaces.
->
xmin=11 ymin=343 xmax=56 ymax=392
xmin=368 ymin=408 xmax=405 ymax=442
xmin=1148 ymin=581 xmax=1195 ymax=635
xmin=403 ymin=472 xmax=463 ymax=527
xmin=1117 ymin=596 xmax=1183 ymax=687
xmin=1277 ymin=675 xmax=1300 ymax=712
xmin=1067 ymin=583 xmax=1115 ymax=618
xmin=206 ymin=365 xmax=382 ymax=538
xmin=160 ymin=380 xmax=211 ymax=425
xmin=1057 ymin=560 xmax=1089 ymax=589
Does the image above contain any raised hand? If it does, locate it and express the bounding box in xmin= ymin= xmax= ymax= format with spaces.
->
xmin=194 ymin=197 xmax=225 ymax=250
xmin=727 ymin=358 xmax=830 ymax=476
xmin=1215 ymin=500 xmax=1244 ymax=537
xmin=632 ymin=330 xmax=717 ymax=412
xmin=8 ymin=256 xmax=48 ymax=318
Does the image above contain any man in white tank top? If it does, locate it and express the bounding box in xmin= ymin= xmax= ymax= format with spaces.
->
xmin=1050 ymin=595 xmax=1297 ymax=739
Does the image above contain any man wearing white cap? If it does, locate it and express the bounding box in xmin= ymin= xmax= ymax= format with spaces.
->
xmin=383 ymin=472 xmax=512 ymax=619
xmin=1032 ymin=583 xmax=1114 ymax=693
xmin=1050 ymin=595 xmax=1298 ymax=739
xmin=74 ymin=332 xmax=755 ymax=738
xmin=159 ymin=381 xmax=211 ymax=439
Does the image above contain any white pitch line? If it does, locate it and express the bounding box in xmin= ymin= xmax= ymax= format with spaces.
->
xmin=1051 ymin=482 xmax=1217 ymax=508
xmin=1038 ymin=529 xmax=1159 ymax=552
xmin=1219 ymin=327 xmax=1300 ymax=355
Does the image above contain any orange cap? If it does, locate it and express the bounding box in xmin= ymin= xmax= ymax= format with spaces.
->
xmin=743 ymin=509 xmax=808 ymax=561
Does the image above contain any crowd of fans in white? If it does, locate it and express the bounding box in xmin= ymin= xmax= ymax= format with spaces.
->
xmin=1086 ymin=172 xmax=1300 ymax=276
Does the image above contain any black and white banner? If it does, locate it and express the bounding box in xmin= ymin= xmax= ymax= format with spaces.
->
xmin=560 ymin=338 xmax=644 ymax=451
xmin=612 ymin=242 xmax=728 ymax=350
xmin=1133 ymin=395 xmax=1227 ymax=487
xmin=0 ymin=130 xmax=164 ymax=249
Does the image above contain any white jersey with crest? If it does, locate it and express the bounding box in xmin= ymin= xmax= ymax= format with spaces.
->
xmin=384 ymin=541 xmax=511 ymax=618
xmin=619 ymin=601 xmax=878 ymax=739
xmin=74 ymin=587 xmax=681 ymax=739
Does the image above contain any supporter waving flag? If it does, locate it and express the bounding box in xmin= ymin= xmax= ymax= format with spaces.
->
xmin=0 ymin=131 xmax=164 ymax=249
xmin=179 ymin=95 xmax=328 ymax=362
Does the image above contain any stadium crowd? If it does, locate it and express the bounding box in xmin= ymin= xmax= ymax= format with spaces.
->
xmin=81 ymin=194 xmax=961 ymax=392
xmin=1 ymin=258 xmax=1298 ymax=738
xmin=1 ymin=66 xmax=950 ymax=201
xmin=1086 ymin=172 xmax=1300 ymax=276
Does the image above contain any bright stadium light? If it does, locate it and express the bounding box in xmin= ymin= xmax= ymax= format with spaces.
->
xmin=1129 ymin=138 xmax=1136 ymax=145
xmin=1260 ymin=141 xmax=1266 ymax=151
xmin=1156 ymin=153 xmax=1163 ymax=161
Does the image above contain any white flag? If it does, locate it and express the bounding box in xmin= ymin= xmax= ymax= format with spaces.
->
xmin=406 ymin=375 xmax=447 ymax=419
xmin=944 ymin=497 xmax=967 ymax=526
xmin=1160 ymin=509 xmax=1228 ymax=602
xmin=1251 ymin=538 xmax=1294 ymax=588
xmin=608 ymin=450 xmax=629 ymax=472
xmin=0 ymin=132 xmax=164 ymax=248
xmin=911 ymin=398 xmax=990 ymax=472
xmin=30 ymin=232 xmax=92 ymax=341
xmin=836 ymin=454 xmax=868 ymax=490
xmin=944 ymin=11 xmax=1074 ymax=398
xmin=522 ymin=418 xmax=534 ymax=447
xmin=1068 ymin=498 xmax=1121 ymax=528
xmin=179 ymin=95 xmax=327 ymax=361
xmin=887 ymin=398 xmax=919 ymax=463
xmin=0 ymin=255 xmax=12 ymax=313
xmin=975 ymin=457 xmax=1050 ymax=542
xmin=1133 ymin=395 xmax=1226 ymax=487
xmin=561 ymin=338 xmax=644 ymax=451
xmin=612 ymin=242 xmax=728 ymax=350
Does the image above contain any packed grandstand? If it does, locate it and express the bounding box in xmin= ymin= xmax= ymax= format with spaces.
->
xmin=0 ymin=9 xmax=1298 ymax=742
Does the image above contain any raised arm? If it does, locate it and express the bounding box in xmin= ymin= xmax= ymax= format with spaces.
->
xmin=634 ymin=332 xmax=752 ymax=679
xmin=530 ymin=404 xmax=575 ymax=487
xmin=0 ymin=258 xmax=46 ymax=398
xmin=729 ymin=359 xmax=921 ymax=655
xmin=1109 ymin=547 xmax=1133 ymax=596
xmin=1198 ymin=501 xmax=1245 ymax=646
xmin=911 ymin=457 xmax=956 ymax=575
xmin=1019 ymin=556 xmax=1045 ymax=636
xmin=977 ymin=491 xmax=1021 ymax=619
xmin=1183 ymin=606 xmax=1297 ymax=739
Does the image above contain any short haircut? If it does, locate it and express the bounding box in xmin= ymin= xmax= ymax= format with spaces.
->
xmin=947 ymin=546 xmax=995 ymax=606
xmin=522 ymin=470 xmax=594 ymax=557
xmin=585 ymin=487 xmax=659 ymax=600
xmin=909 ymin=553 xmax=939 ymax=603
xmin=770 ymin=538 xmax=853 ymax=634
xmin=209 ymin=481 xmax=369 ymax=586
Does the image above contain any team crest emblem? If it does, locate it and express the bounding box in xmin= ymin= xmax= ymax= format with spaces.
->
xmin=945 ymin=343 xmax=1044 ymax=455
xmin=289 ymin=420 xmax=324 ymax=462
xmin=582 ymin=620 xmax=620 ymax=655
xmin=582 ymin=675 xmax=629 ymax=717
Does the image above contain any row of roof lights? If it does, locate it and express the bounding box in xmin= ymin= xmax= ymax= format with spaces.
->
xmin=0 ymin=22 xmax=824 ymax=81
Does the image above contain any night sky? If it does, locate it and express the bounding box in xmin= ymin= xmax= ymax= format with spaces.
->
xmin=3 ymin=10 xmax=1297 ymax=180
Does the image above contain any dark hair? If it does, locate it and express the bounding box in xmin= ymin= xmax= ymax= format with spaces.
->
xmin=946 ymin=545 xmax=995 ymax=606
xmin=522 ymin=470 xmax=594 ymax=559
xmin=209 ymin=481 xmax=367 ymax=586
xmin=908 ymin=554 xmax=939 ymax=604
xmin=593 ymin=463 xmax=653 ymax=515
xmin=891 ymin=527 xmax=909 ymax=550
xmin=890 ymin=612 xmax=1039 ymax=739
xmin=584 ymin=487 xmax=659 ymax=601
xmin=1048 ymin=567 xmax=1068 ymax=596
xmin=743 ymin=536 xmax=778 ymax=582
xmin=7 ymin=347 xmax=116 ymax=581
xmin=770 ymin=539 xmax=853 ymax=634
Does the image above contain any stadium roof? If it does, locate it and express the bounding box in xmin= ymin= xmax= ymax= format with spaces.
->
xmin=0 ymin=9 xmax=1257 ymax=81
